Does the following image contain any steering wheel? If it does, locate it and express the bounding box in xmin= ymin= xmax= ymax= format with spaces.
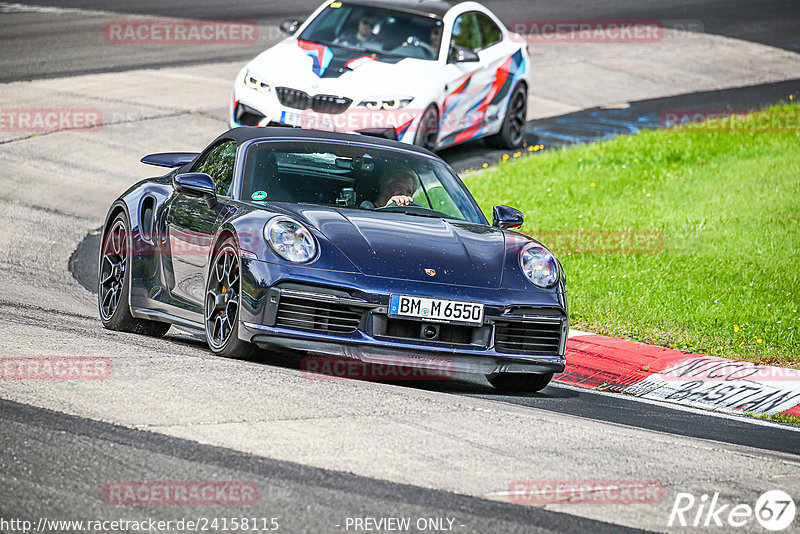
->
xmin=381 ymin=200 xmax=424 ymax=208
xmin=397 ymin=36 xmax=435 ymax=59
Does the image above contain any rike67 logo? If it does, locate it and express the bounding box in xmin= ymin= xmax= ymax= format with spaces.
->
xmin=669 ymin=490 xmax=796 ymax=531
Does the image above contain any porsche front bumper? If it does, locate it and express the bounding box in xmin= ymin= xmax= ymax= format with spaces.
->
xmin=239 ymin=259 xmax=568 ymax=376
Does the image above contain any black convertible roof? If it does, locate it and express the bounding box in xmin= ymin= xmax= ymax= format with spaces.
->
xmin=337 ymin=0 xmax=455 ymax=18
xmin=215 ymin=126 xmax=438 ymax=157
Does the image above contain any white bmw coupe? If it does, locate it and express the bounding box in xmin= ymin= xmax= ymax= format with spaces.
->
xmin=231 ymin=0 xmax=531 ymax=151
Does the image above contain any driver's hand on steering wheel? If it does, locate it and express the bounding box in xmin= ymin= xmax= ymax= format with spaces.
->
xmin=384 ymin=195 xmax=414 ymax=207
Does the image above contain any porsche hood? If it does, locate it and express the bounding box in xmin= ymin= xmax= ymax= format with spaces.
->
xmin=281 ymin=206 xmax=506 ymax=288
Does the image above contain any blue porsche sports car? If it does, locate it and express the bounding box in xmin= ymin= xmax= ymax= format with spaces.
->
xmin=99 ymin=128 xmax=567 ymax=392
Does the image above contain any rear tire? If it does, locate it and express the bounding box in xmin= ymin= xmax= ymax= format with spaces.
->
xmin=204 ymin=238 xmax=258 ymax=359
xmin=98 ymin=212 xmax=171 ymax=336
xmin=485 ymin=84 xmax=527 ymax=150
xmin=414 ymin=105 xmax=439 ymax=152
xmin=487 ymin=372 xmax=553 ymax=393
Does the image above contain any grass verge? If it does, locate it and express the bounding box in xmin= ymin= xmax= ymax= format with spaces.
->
xmin=747 ymin=412 xmax=800 ymax=427
xmin=465 ymin=103 xmax=800 ymax=367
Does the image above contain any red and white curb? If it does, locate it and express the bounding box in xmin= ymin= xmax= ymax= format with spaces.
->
xmin=557 ymin=330 xmax=800 ymax=418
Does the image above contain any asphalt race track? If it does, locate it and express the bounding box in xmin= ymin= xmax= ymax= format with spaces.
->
xmin=2 ymin=0 xmax=800 ymax=532
xmin=2 ymin=399 xmax=640 ymax=534
xmin=2 ymin=0 xmax=798 ymax=81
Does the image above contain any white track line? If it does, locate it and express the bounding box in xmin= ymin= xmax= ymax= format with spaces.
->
xmin=1 ymin=2 xmax=136 ymax=16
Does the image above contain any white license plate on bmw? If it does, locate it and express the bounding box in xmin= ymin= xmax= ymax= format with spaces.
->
xmin=280 ymin=111 xmax=303 ymax=127
xmin=280 ymin=111 xmax=334 ymax=131
xmin=389 ymin=295 xmax=484 ymax=325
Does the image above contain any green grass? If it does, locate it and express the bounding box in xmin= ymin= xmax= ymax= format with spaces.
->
xmin=748 ymin=412 xmax=800 ymax=427
xmin=465 ymin=103 xmax=800 ymax=367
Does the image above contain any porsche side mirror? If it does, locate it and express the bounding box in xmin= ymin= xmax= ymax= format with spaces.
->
xmin=280 ymin=19 xmax=301 ymax=36
xmin=492 ymin=205 xmax=524 ymax=230
xmin=174 ymin=173 xmax=217 ymax=208
xmin=448 ymin=46 xmax=480 ymax=64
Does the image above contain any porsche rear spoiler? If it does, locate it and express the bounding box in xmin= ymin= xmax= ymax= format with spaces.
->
xmin=140 ymin=152 xmax=199 ymax=168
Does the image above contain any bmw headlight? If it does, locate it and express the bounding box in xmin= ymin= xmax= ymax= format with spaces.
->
xmin=265 ymin=218 xmax=317 ymax=263
xmin=519 ymin=242 xmax=559 ymax=288
xmin=244 ymin=70 xmax=271 ymax=92
xmin=359 ymin=97 xmax=413 ymax=110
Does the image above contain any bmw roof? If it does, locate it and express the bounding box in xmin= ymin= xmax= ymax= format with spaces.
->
xmin=333 ymin=0 xmax=456 ymax=18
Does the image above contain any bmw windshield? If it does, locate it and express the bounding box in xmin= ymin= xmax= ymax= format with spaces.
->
xmin=241 ymin=140 xmax=486 ymax=224
xmin=298 ymin=4 xmax=444 ymax=60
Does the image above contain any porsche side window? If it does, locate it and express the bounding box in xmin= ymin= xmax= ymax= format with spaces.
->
xmin=194 ymin=140 xmax=237 ymax=196
xmin=476 ymin=13 xmax=502 ymax=49
xmin=416 ymin=168 xmax=466 ymax=220
xmin=451 ymin=12 xmax=481 ymax=52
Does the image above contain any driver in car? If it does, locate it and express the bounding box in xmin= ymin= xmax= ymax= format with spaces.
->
xmin=375 ymin=170 xmax=417 ymax=207
xmin=334 ymin=15 xmax=379 ymax=47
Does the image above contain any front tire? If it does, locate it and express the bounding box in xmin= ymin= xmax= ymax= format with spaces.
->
xmin=414 ymin=105 xmax=439 ymax=152
xmin=485 ymin=84 xmax=527 ymax=150
xmin=488 ymin=372 xmax=553 ymax=393
xmin=98 ymin=212 xmax=170 ymax=336
xmin=204 ymin=238 xmax=258 ymax=359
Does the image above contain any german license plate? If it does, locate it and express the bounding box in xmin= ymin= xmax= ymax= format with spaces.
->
xmin=389 ymin=295 xmax=484 ymax=325
xmin=280 ymin=111 xmax=334 ymax=131
xmin=280 ymin=111 xmax=302 ymax=127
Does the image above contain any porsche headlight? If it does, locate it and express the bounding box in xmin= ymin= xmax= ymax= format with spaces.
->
xmin=265 ymin=218 xmax=317 ymax=263
xmin=244 ymin=70 xmax=271 ymax=92
xmin=359 ymin=97 xmax=413 ymax=110
xmin=519 ymin=242 xmax=559 ymax=288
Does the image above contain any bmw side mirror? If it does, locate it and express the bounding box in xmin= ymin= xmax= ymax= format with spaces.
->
xmin=174 ymin=173 xmax=217 ymax=208
xmin=280 ymin=19 xmax=301 ymax=36
xmin=492 ymin=205 xmax=524 ymax=230
xmin=448 ymin=46 xmax=480 ymax=64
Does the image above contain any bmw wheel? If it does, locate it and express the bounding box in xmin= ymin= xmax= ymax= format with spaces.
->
xmin=414 ymin=105 xmax=439 ymax=152
xmin=487 ymin=372 xmax=553 ymax=393
xmin=99 ymin=212 xmax=170 ymax=336
xmin=485 ymin=84 xmax=527 ymax=150
xmin=205 ymin=238 xmax=258 ymax=359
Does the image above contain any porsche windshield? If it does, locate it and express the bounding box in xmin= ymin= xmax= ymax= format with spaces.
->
xmin=298 ymin=4 xmax=444 ymax=60
xmin=241 ymin=141 xmax=485 ymax=224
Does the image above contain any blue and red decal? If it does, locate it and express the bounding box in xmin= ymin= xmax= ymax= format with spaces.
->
xmin=395 ymin=118 xmax=414 ymax=140
xmin=442 ymin=50 xmax=527 ymax=147
xmin=298 ymin=40 xmax=334 ymax=77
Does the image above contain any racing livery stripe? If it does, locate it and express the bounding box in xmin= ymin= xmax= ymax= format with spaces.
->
xmin=441 ymin=74 xmax=473 ymax=123
xmin=298 ymin=40 xmax=334 ymax=77
xmin=395 ymin=117 xmax=414 ymax=140
xmin=441 ymin=50 xmax=527 ymax=148
xmin=345 ymin=55 xmax=378 ymax=69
